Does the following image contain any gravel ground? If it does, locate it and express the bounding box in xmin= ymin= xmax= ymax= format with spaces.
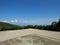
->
xmin=0 ymin=29 xmax=60 ymax=45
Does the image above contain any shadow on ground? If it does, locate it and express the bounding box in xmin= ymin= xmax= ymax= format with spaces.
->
xmin=0 ymin=34 xmax=60 ymax=45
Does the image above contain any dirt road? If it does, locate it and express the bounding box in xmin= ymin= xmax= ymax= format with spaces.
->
xmin=0 ymin=29 xmax=60 ymax=45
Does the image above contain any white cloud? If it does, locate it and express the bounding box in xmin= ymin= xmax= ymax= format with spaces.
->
xmin=2 ymin=20 xmax=18 ymax=23
xmin=1 ymin=19 xmax=52 ymax=25
xmin=3 ymin=21 xmax=8 ymax=22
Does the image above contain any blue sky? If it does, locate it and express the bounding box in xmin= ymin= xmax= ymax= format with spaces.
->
xmin=0 ymin=0 xmax=60 ymax=25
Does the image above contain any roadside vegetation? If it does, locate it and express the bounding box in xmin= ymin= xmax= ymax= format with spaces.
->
xmin=0 ymin=19 xmax=60 ymax=31
xmin=24 ymin=19 xmax=60 ymax=31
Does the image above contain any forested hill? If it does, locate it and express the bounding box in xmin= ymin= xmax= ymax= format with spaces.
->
xmin=0 ymin=22 xmax=23 ymax=31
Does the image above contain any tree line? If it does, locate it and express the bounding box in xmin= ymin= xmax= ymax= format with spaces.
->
xmin=24 ymin=19 xmax=60 ymax=31
xmin=0 ymin=19 xmax=60 ymax=31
